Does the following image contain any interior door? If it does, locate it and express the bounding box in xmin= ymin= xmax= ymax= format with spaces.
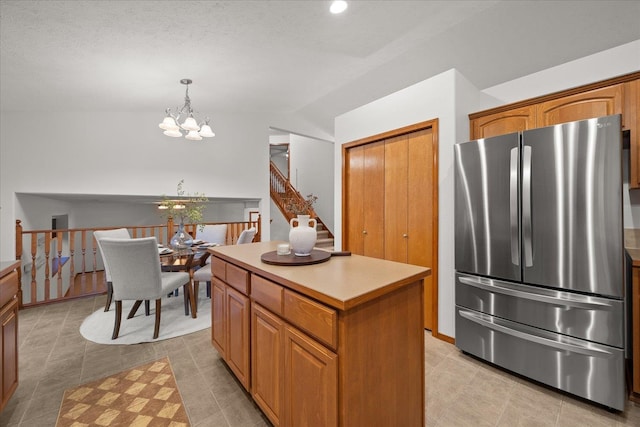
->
xmin=345 ymin=142 xmax=385 ymax=258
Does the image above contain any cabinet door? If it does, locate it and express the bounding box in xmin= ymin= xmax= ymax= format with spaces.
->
xmin=407 ymin=129 xmax=436 ymax=330
xmin=384 ymin=134 xmax=409 ymax=263
xmin=283 ymin=326 xmax=337 ymax=427
xmin=211 ymin=277 xmax=226 ymax=358
xmin=1 ymin=298 xmax=18 ymax=411
xmin=226 ymin=286 xmax=250 ymax=391
xmin=471 ymin=106 xmax=536 ymax=139
xmin=344 ymin=141 xmax=385 ymax=258
xmin=633 ymin=267 xmax=640 ymax=394
xmin=626 ymin=79 xmax=640 ymax=189
xmin=252 ymin=303 xmax=284 ymax=426
xmin=537 ymin=84 xmax=623 ymax=127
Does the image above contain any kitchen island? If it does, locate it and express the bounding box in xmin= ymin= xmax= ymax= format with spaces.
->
xmin=208 ymin=241 xmax=430 ymax=427
xmin=0 ymin=260 xmax=20 ymax=412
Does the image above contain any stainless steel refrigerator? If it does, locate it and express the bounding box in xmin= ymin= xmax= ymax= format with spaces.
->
xmin=454 ymin=115 xmax=625 ymax=410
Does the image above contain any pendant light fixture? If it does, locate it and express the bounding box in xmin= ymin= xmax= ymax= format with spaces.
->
xmin=158 ymin=79 xmax=215 ymax=140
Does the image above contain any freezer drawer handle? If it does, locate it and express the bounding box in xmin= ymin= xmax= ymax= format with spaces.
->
xmin=458 ymin=309 xmax=614 ymax=358
xmin=458 ymin=275 xmax=612 ymax=309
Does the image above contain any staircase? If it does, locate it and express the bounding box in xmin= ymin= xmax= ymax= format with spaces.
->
xmin=270 ymin=161 xmax=334 ymax=250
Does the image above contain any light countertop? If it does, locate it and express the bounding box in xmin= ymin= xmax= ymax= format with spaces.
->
xmin=625 ymin=229 xmax=640 ymax=267
xmin=209 ymin=241 xmax=431 ymax=311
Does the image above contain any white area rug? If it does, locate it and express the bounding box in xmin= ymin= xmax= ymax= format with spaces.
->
xmin=80 ymin=285 xmax=211 ymax=344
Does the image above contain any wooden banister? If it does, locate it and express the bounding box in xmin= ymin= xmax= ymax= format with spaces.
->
xmin=270 ymin=161 xmax=333 ymax=239
xmin=15 ymin=216 xmax=261 ymax=308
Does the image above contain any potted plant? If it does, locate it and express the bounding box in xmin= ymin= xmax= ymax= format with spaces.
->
xmin=159 ymin=180 xmax=208 ymax=248
xmin=286 ymin=193 xmax=318 ymax=217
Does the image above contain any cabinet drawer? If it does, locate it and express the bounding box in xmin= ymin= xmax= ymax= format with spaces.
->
xmin=0 ymin=271 xmax=18 ymax=308
xmin=284 ymin=290 xmax=337 ymax=349
xmin=251 ymin=275 xmax=283 ymax=315
xmin=226 ymin=263 xmax=249 ymax=295
xmin=211 ymin=257 xmax=226 ymax=281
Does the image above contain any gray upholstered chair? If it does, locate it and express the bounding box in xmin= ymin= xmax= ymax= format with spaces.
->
xmin=192 ymin=226 xmax=256 ymax=302
xmin=99 ymin=237 xmax=191 ymax=340
xmin=94 ymin=228 xmax=131 ymax=312
xmin=236 ymin=227 xmax=257 ymax=244
xmin=197 ymin=224 xmax=228 ymax=246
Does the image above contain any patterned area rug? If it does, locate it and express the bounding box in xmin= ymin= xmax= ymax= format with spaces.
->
xmin=56 ymin=357 xmax=190 ymax=426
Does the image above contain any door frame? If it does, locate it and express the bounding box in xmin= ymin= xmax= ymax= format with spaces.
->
xmin=341 ymin=119 xmax=440 ymax=337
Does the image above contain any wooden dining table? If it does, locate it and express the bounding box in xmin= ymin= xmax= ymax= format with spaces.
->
xmin=159 ymin=245 xmax=211 ymax=319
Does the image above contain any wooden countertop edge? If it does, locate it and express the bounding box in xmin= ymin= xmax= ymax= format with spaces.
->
xmin=210 ymin=249 xmax=431 ymax=311
xmin=0 ymin=260 xmax=21 ymax=278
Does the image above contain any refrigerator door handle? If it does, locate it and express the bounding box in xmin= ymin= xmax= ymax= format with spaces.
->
xmin=522 ymin=145 xmax=533 ymax=267
xmin=458 ymin=309 xmax=615 ymax=358
xmin=458 ymin=275 xmax=613 ymax=309
xmin=510 ymin=147 xmax=519 ymax=266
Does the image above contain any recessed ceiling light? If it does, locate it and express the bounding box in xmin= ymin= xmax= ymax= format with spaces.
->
xmin=330 ymin=0 xmax=348 ymax=14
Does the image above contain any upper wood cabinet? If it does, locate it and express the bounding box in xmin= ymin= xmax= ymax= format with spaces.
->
xmin=471 ymin=106 xmax=536 ymax=139
xmin=536 ymin=84 xmax=623 ymax=128
xmin=469 ymin=72 xmax=640 ymax=188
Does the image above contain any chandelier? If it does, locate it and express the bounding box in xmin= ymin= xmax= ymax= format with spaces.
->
xmin=158 ymin=79 xmax=215 ymax=141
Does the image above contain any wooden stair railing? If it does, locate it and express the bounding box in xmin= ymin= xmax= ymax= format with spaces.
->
xmin=270 ymin=161 xmax=333 ymax=239
xmin=15 ymin=216 xmax=261 ymax=308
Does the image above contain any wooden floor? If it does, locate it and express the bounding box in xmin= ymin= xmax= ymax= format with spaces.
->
xmin=64 ymin=270 xmax=107 ymax=298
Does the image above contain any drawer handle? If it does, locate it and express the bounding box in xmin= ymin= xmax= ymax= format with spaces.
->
xmin=458 ymin=275 xmax=612 ymax=310
xmin=459 ymin=309 xmax=614 ymax=358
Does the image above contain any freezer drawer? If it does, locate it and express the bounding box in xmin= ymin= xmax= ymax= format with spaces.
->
xmin=456 ymin=307 xmax=625 ymax=410
xmin=456 ymin=272 xmax=624 ymax=348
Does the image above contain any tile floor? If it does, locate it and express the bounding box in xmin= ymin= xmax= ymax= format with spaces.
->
xmin=1 ymin=294 xmax=639 ymax=426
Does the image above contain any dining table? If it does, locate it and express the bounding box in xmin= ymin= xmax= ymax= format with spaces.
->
xmin=159 ymin=242 xmax=213 ymax=318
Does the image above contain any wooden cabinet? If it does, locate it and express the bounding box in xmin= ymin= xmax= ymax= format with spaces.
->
xmin=210 ymin=258 xmax=250 ymax=391
xmin=283 ymin=326 xmax=337 ymax=427
xmin=344 ymin=122 xmax=437 ymax=330
xmin=627 ymin=79 xmax=640 ymax=188
xmin=469 ymin=72 xmax=640 ymax=188
xmin=536 ymin=84 xmax=623 ymax=128
xmin=632 ymin=265 xmax=640 ymax=398
xmin=252 ymin=303 xmax=284 ymax=426
xmin=471 ymin=105 xmax=536 ymax=139
xmin=209 ymin=242 xmax=429 ymax=427
xmin=0 ymin=261 xmax=19 ymax=412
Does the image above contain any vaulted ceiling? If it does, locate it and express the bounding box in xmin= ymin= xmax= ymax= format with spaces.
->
xmin=1 ymin=1 xmax=639 ymax=134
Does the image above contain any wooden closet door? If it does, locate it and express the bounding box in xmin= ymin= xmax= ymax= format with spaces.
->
xmin=407 ymin=129 xmax=435 ymax=330
xmin=345 ymin=145 xmax=365 ymax=256
xmin=384 ymin=135 xmax=408 ymax=263
xmin=345 ymin=142 xmax=385 ymax=258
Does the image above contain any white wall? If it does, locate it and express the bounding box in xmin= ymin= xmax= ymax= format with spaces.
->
xmin=0 ymin=109 xmax=332 ymax=258
xmin=334 ymin=41 xmax=639 ymax=339
xmin=289 ymin=134 xmax=335 ymax=233
xmin=335 ymin=69 xmax=491 ymax=338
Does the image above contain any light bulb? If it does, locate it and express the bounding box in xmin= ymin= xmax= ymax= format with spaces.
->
xmin=199 ymin=124 xmax=215 ymax=137
xmin=181 ymin=116 xmax=200 ymax=131
xmin=163 ymin=129 xmax=182 ymax=137
xmin=186 ymin=130 xmax=203 ymax=141
xmin=330 ymin=0 xmax=347 ymax=14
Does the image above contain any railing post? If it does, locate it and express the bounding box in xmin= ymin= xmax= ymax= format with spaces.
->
xmin=15 ymin=220 xmax=23 ymax=309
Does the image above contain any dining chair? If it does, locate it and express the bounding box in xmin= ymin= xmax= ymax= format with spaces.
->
xmin=236 ymin=227 xmax=257 ymax=244
xmin=94 ymin=228 xmax=131 ymax=312
xmin=192 ymin=226 xmax=257 ymax=302
xmin=99 ymin=237 xmax=191 ymax=340
xmin=197 ymin=224 xmax=228 ymax=246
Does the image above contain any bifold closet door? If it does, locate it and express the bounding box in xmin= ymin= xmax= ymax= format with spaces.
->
xmin=345 ymin=141 xmax=384 ymax=259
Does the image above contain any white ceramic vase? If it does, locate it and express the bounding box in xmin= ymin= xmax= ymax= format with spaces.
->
xmin=289 ymin=215 xmax=317 ymax=256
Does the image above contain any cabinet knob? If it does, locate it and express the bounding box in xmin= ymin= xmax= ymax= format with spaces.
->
xmin=363 ymin=230 xmax=368 ymax=235
xmin=403 ymin=234 xmax=408 ymax=238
